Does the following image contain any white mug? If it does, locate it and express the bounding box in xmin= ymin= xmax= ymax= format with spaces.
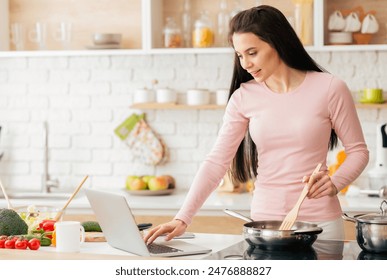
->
xmin=328 ymin=10 xmax=346 ymax=31
xmin=344 ymin=12 xmax=361 ymax=32
xmin=55 ymin=221 xmax=85 ymax=253
xmin=361 ymin=14 xmax=379 ymax=34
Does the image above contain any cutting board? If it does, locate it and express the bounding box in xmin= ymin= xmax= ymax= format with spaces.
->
xmin=85 ymin=232 xmax=106 ymax=242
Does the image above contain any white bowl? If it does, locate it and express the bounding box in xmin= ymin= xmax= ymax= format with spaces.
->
xmin=156 ymin=88 xmax=177 ymax=103
xmin=15 ymin=205 xmax=63 ymax=233
xmin=215 ymin=89 xmax=229 ymax=105
xmin=187 ymin=89 xmax=210 ymax=105
xmin=92 ymin=33 xmax=122 ymax=45
xmin=329 ymin=32 xmax=352 ymax=45
xmin=134 ymin=89 xmax=155 ymax=103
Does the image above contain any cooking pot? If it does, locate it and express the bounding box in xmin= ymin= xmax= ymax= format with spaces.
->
xmin=224 ymin=209 xmax=323 ymax=250
xmin=342 ymin=200 xmax=387 ymax=253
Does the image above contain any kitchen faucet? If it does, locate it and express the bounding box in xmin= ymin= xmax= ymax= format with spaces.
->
xmin=42 ymin=121 xmax=59 ymax=193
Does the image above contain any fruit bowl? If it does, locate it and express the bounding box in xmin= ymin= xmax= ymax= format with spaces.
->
xmin=125 ymin=175 xmax=176 ymax=196
xmin=15 ymin=205 xmax=63 ymax=233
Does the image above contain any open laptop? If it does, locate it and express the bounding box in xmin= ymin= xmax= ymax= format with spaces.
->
xmin=85 ymin=188 xmax=212 ymax=257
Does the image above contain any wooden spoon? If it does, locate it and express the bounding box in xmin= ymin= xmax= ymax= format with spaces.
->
xmin=0 ymin=177 xmax=13 ymax=209
xmin=53 ymin=175 xmax=89 ymax=221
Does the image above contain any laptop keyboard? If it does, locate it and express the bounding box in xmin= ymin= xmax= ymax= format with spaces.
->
xmin=147 ymin=243 xmax=182 ymax=254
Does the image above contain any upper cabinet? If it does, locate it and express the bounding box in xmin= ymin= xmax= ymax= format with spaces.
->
xmin=1 ymin=0 xmax=387 ymax=56
xmin=4 ymin=0 xmax=143 ymax=53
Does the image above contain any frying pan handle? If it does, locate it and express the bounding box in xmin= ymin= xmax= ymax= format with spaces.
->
xmin=341 ymin=213 xmax=357 ymax=223
xmin=223 ymin=209 xmax=254 ymax=223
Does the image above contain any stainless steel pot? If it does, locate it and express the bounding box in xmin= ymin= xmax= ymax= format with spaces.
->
xmin=342 ymin=200 xmax=387 ymax=253
xmin=224 ymin=209 xmax=323 ymax=250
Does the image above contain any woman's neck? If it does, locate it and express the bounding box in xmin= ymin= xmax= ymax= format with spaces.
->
xmin=264 ymin=67 xmax=306 ymax=93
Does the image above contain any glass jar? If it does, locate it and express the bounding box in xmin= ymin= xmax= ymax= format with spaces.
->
xmin=181 ymin=0 xmax=192 ymax=47
xmin=192 ymin=10 xmax=214 ymax=48
xmin=217 ymin=0 xmax=230 ymax=47
xmin=163 ymin=17 xmax=182 ymax=48
xmin=293 ymin=0 xmax=314 ymax=45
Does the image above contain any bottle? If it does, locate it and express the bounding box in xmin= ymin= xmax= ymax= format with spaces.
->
xmin=293 ymin=0 xmax=313 ymax=45
xmin=163 ymin=17 xmax=182 ymax=48
xmin=181 ymin=0 xmax=192 ymax=47
xmin=217 ymin=0 xmax=230 ymax=47
xmin=328 ymin=150 xmax=349 ymax=194
xmin=230 ymin=0 xmax=243 ymax=18
xmin=192 ymin=10 xmax=214 ymax=48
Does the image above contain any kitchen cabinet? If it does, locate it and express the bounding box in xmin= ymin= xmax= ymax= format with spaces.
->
xmin=2 ymin=0 xmax=387 ymax=57
xmin=7 ymin=0 xmax=143 ymax=51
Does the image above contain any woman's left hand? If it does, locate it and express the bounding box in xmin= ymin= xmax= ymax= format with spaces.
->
xmin=303 ymin=171 xmax=338 ymax=199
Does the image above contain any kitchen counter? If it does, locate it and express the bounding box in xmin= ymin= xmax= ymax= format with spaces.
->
xmin=0 ymin=232 xmax=243 ymax=260
xmin=0 ymin=188 xmax=384 ymax=216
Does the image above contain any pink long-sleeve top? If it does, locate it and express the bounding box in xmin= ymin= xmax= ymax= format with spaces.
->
xmin=175 ymin=72 xmax=369 ymax=225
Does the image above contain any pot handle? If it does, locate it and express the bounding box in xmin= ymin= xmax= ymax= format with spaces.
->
xmin=223 ymin=209 xmax=254 ymax=223
xmin=341 ymin=213 xmax=357 ymax=223
xmin=380 ymin=200 xmax=387 ymax=216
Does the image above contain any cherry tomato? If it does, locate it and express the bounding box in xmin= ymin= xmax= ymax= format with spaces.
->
xmin=4 ymin=238 xmax=16 ymax=249
xmin=39 ymin=219 xmax=55 ymax=229
xmin=42 ymin=221 xmax=55 ymax=232
xmin=15 ymin=238 xmax=28 ymax=250
xmin=28 ymin=238 xmax=40 ymax=250
xmin=0 ymin=238 xmax=6 ymax=249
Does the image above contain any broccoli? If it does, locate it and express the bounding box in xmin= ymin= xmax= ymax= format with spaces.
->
xmin=0 ymin=208 xmax=28 ymax=236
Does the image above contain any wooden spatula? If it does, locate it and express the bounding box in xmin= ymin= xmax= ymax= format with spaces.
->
xmin=0 ymin=177 xmax=13 ymax=210
xmin=54 ymin=175 xmax=89 ymax=221
xmin=279 ymin=163 xmax=322 ymax=230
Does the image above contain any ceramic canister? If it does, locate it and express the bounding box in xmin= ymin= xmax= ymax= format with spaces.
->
xmin=156 ymin=88 xmax=177 ymax=103
xmin=187 ymin=89 xmax=210 ymax=105
xmin=134 ymin=88 xmax=155 ymax=103
xmin=215 ymin=89 xmax=229 ymax=105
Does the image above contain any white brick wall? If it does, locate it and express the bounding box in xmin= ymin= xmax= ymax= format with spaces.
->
xmin=0 ymin=51 xmax=386 ymax=192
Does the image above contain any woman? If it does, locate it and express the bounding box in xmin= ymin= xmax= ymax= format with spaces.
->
xmin=144 ymin=5 xmax=369 ymax=244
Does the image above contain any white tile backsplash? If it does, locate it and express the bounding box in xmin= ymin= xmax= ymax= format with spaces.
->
xmin=0 ymin=51 xmax=386 ymax=191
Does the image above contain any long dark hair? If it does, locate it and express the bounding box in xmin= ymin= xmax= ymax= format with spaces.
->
xmin=228 ymin=5 xmax=338 ymax=183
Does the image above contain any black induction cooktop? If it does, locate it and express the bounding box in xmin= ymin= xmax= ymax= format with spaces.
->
xmin=203 ymin=239 xmax=387 ymax=260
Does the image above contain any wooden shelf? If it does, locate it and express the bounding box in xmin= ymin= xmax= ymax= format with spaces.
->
xmin=355 ymin=103 xmax=387 ymax=109
xmin=131 ymin=102 xmax=387 ymax=110
xmin=130 ymin=103 xmax=226 ymax=110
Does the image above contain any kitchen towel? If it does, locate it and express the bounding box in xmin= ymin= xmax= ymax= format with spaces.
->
xmin=114 ymin=113 xmax=168 ymax=165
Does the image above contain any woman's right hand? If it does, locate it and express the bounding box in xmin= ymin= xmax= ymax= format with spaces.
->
xmin=143 ymin=219 xmax=188 ymax=245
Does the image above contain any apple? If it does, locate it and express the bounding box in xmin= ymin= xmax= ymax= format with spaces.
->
xmin=159 ymin=175 xmax=175 ymax=189
xmin=125 ymin=175 xmax=139 ymax=190
xmin=126 ymin=175 xmax=147 ymax=190
xmin=128 ymin=178 xmax=147 ymax=190
xmin=148 ymin=176 xmax=169 ymax=191
xmin=141 ymin=175 xmax=155 ymax=185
